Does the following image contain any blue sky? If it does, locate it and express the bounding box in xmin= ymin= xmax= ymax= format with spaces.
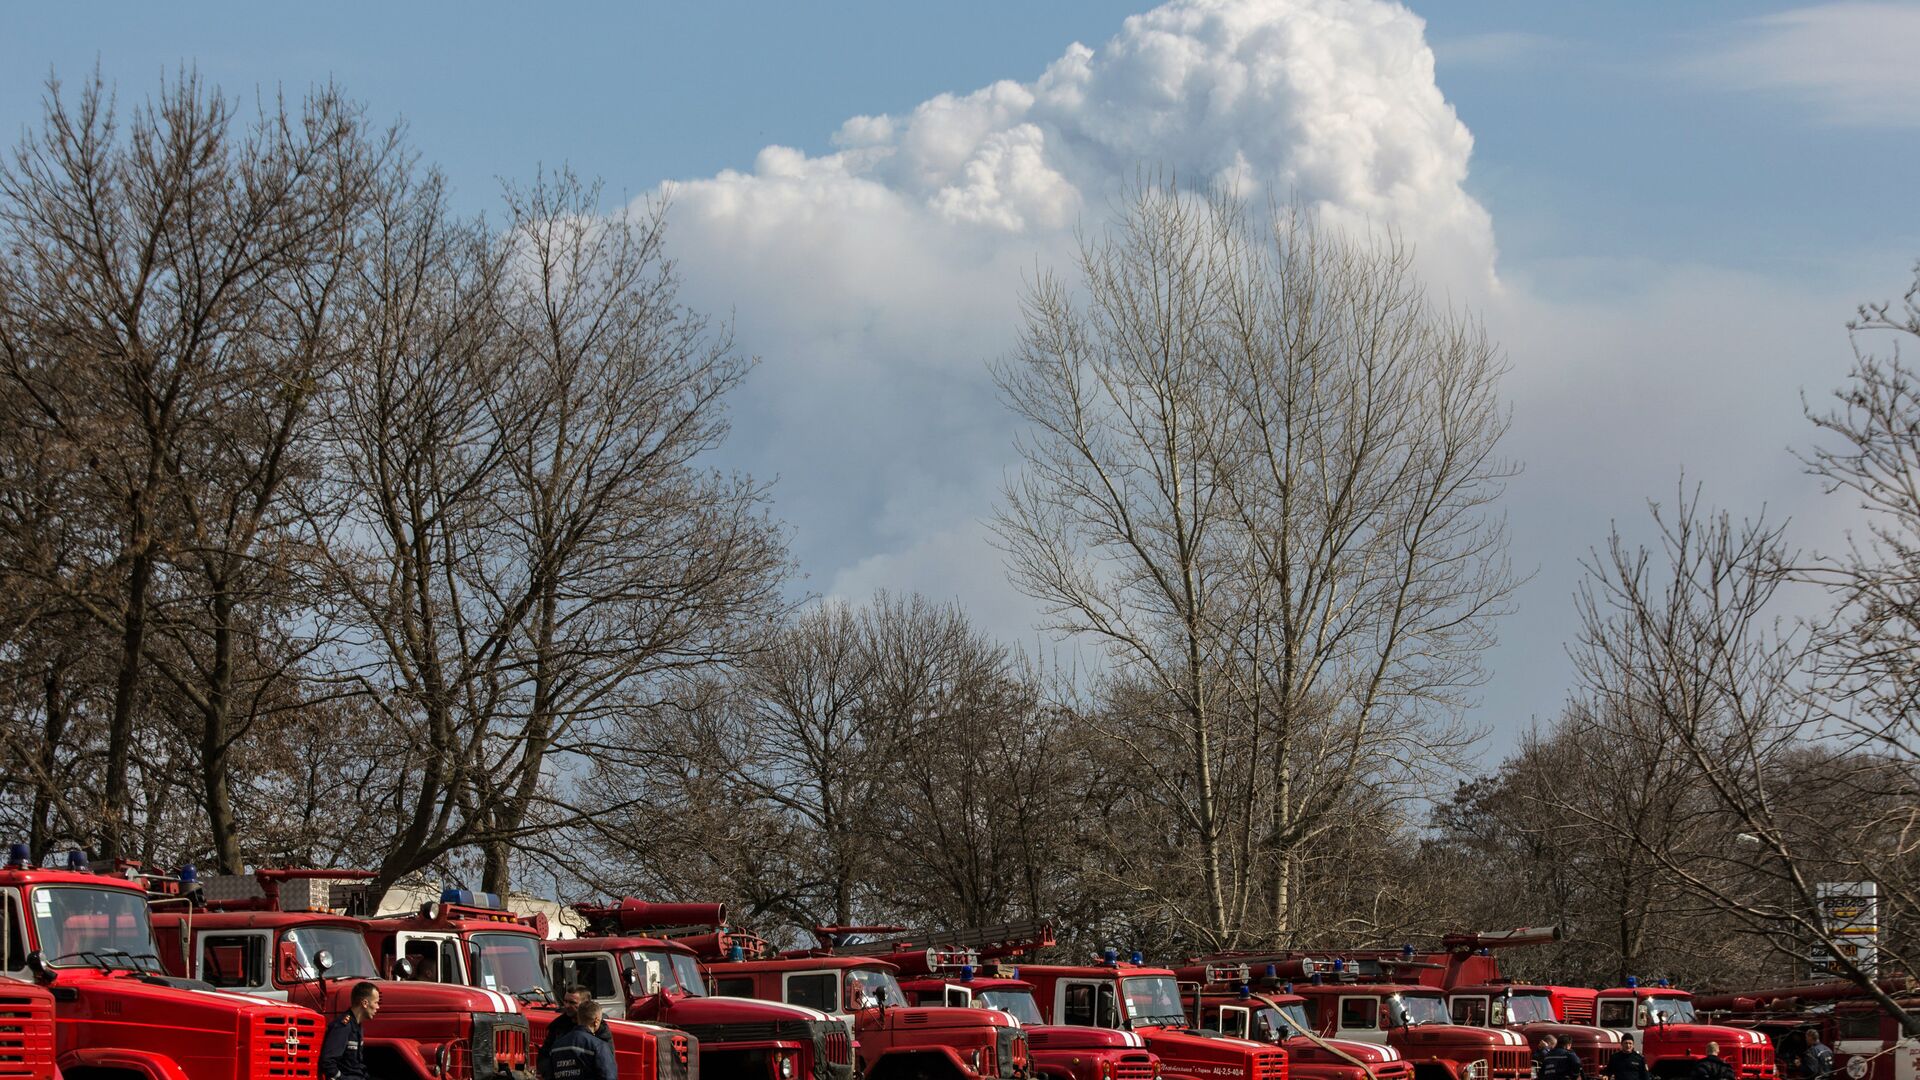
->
xmin=7 ymin=0 xmax=1918 ymax=760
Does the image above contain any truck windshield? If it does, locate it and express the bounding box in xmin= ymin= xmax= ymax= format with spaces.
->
xmin=846 ymin=967 xmax=907 ymax=1009
xmin=469 ymin=932 xmax=547 ymax=995
xmin=1506 ymin=993 xmax=1557 ymax=1024
xmin=1646 ymin=996 xmax=1697 ymax=1025
xmin=980 ymin=989 xmax=1045 ymax=1024
xmin=1123 ymin=976 xmax=1189 ymax=1027
xmin=631 ymin=950 xmax=707 ymax=997
xmin=286 ymin=927 xmax=378 ymax=979
xmin=30 ymin=886 xmax=159 ymax=970
xmin=1267 ymin=1003 xmax=1314 ymax=1038
xmin=1388 ymin=994 xmax=1453 ymax=1026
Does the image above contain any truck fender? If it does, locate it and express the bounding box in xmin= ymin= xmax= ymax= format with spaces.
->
xmin=363 ymin=1037 xmax=444 ymax=1080
xmin=867 ymin=1044 xmax=974 ymax=1079
xmin=59 ymin=1048 xmax=193 ymax=1080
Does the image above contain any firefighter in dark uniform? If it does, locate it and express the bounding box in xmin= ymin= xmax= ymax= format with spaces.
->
xmin=542 ymin=999 xmax=616 ymax=1080
xmin=321 ymin=982 xmax=381 ymax=1080
xmin=1803 ymin=1028 xmax=1835 ymax=1080
xmin=1692 ymin=1042 xmax=1736 ymax=1080
xmin=539 ymin=985 xmax=613 ymax=1080
xmin=1606 ymin=1035 xmax=1650 ymax=1080
xmin=1537 ymin=1038 xmax=1558 ymax=1078
xmin=1549 ymin=1035 xmax=1586 ymax=1080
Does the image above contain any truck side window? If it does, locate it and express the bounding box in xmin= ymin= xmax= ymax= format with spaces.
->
xmin=1838 ymin=1014 xmax=1880 ymax=1040
xmin=1063 ymin=984 xmax=1095 ymax=1026
xmin=1341 ymin=998 xmax=1379 ymax=1030
xmin=553 ymin=956 xmax=617 ymax=999
xmin=1597 ymin=1001 xmax=1635 ymax=1029
xmin=712 ymin=976 xmax=753 ymax=997
xmin=1453 ymin=997 xmax=1488 ymax=1025
xmin=786 ymin=972 xmax=838 ymax=1012
xmin=203 ymin=934 xmax=265 ymax=988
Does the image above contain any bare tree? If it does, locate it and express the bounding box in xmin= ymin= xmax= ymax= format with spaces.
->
xmin=993 ymin=182 xmax=1516 ymax=948
xmin=466 ymin=171 xmax=788 ymax=894
xmin=1567 ymin=486 xmax=1920 ymax=1025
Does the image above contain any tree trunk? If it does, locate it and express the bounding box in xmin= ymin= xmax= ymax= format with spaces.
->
xmin=102 ymin=523 xmax=153 ymax=861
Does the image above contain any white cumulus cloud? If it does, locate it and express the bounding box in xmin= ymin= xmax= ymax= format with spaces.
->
xmin=645 ymin=0 xmax=1499 ymax=650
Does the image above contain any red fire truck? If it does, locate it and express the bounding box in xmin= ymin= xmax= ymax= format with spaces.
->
xmin=704 ymin=946 xmax=1031 ymax=1080
xmin=1319 ymin=928 xmax=1771 ymax=1080
xmin=1697 ymin=979 xmax=1918 ymax=1080
xmin=895 ymin=967 xmax=1164 ymax=1080
xmin=353 ymin=891 xmax=694 ymax=1080
xmin=0 ymin=850 xmax=324 ymax=1080
xmin=0 ymin=975 xmax=58 ymax=1080
xmin=1014 ymin=953 xmax=1289 ymax=1080
xmin=1592 ymin=982 xmax=1774 ymax=1080
xmin=148 ymin=869 xmax=540 ymax=1080
xmin=548 ymin=901 xmax=853 ymax=1080
xmin=1169 ymin=962 xmax=1412 ymax=1080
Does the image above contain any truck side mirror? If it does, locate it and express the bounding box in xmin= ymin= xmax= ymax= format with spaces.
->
xmin=24 ymin=950 xmax=50 ymax=984
xmin=278 ymin=941 xmax=301 ymax=982
xmin=626 ymin=967 xmax=645 ymax=996
xmin=315 ymin=950 xmax=335 ymax=977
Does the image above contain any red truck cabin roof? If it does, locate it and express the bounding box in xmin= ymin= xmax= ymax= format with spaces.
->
xmin=707 ymin=956 xmax=911 ymax=1017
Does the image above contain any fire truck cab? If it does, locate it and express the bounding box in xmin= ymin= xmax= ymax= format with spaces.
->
xmin=897 ymin=968 xmax=1163 ymax=1080
xmin=357 ymin=892 xmax=694 ymax=1080
xmin=1015 ymin=956 xmax=1288 ymax=1080
xmin=708 ymin=953 xmax=1030 ymax=1080
xmin=1285 ymin=980 xmax=1528 ymax=1080
xmin=1441 ymin=984 xmax=1619 ymax=1076
xmin=1592 ymin=984 xmax=1774 ymax=1080
xmin=149 ymin=870 xmax=535 ymax=1080
xmin=1696 ymin=981 xmax=1918 ymax=1080
xmin=545 ymin=929 xmax=853 ymax=1080
xmin=0 ymin=851 xmax=325 ymax=1080
xmin=1170 ymin=963 xmax=1410 ymax=1080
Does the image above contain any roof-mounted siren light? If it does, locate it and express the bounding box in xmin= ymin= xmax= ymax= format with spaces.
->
xmin=179 ymin=864 xmax=197 ymax=886
xmin=1311 ymin=972 xmax=1323 ymax=985
xmin=440 ymin=887 xmax=500 ymax=909
xmin=1240 ymin=983 xmax=1253 ymax=1000
xmin=1478 ymin=948 xmax=1490 ymax=956
xmin=66 ymin=849 xmax=85 ymax=870
xmin=6 ymin=844 xmax=27 ymax=869
xmin=931 ymin=947 xmax=980 ymax=971
xmin=1333 ymin=958 xmax=1346 ymax=973
xmin=1658 ymin=978 xmax=1670 ymax=988
xmin=1626 ymin=976 xmax=1639 ymax=989
xmin=1402 ymin=943 xmax=1415 ymax=958
xmin=1103 ymin=947 xmax=1119 ymax=966
xmin=1130 ymin=950 xmax=1144 ymax=966
xmin=1266 ymin=964 xmax=1279 ymax=979
xmin=1206 ymin=963 xmax=1251 ymax=985
xmin=961 ymin=964 xmax=975 ymax=983
xmin=728 ymin=943 xmax=744 ymax=962
xmin=1284 ymin=981 xmax=1295 ymax=994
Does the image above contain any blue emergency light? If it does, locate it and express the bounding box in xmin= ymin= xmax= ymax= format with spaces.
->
xmin=1403 ymin=944 xmax=1415 ymax=957
xmin=729 ymin=943 xmax=745 ymax=961
xmin=1240 ymin=984 xmax=1252 ymax=1000
xmin=1130 ymin=951 xmax=1143 ymax=966
xmin=66 ymin=849 xmax=85 ymax=869
xmin=961 ymin=965 xmax=975 ymax=983
xmin=179 ymin=864 xmax=197 ymax=885
xmin=6 ymin=844 xmax=27 ymax=869
xmin=1627 ymin=976 xmax=1639 ymax=988
xmin=1284 ymin=982 xmax=1295 ymax=994
xmin=1333 ymin=958 xmax=1345 ymax=972
xmin=440 ymin=888 xmax=500 ymax=908
xmin=1103 ymin=948 xmax=1119 ymax=966
xmin=1266 ymin=964 xmax=1277 ymax=979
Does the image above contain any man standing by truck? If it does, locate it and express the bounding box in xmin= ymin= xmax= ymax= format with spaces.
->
xmin=543 ymin=1001 xmax=617 ymax=1080
xmin=1693 ymin=1042 xmax=1736 ymax=1080
xmin=1801 ymin=1029 xmax=1833 ymax=1080
xmin=321 ymin=982 xmax=381 ymax=1080
xmin=1606 ymin=1035 xmax=1649 ymax=1080
xmin=538 ymin=984 xmax=612 ymax=1080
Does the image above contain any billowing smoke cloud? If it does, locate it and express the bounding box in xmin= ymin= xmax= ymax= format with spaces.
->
xmin=648 ymin=0 xmax=1499 ymax=641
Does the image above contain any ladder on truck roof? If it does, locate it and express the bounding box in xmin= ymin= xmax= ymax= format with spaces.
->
xmin=816 ymin=920 xmax=1057 ymax=960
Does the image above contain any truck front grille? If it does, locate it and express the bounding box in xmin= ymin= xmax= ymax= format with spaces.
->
xmin=1252 ymin=1048 xmax=1287 ymax=1079
xmin=1112 ymin=1055 xmax=1157 ymax=1080
xmin=1493 ymin=1047 xmax=1531 ymax=1080
xmin=0 ymin=988 xmax=54 ymax=1079
xmin=254 ymin=1010 xmax=322 ymax=1078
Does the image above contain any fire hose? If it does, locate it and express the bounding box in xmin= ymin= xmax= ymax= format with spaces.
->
xmin=1249 ymin=992 xmax=1383 ymax=1076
